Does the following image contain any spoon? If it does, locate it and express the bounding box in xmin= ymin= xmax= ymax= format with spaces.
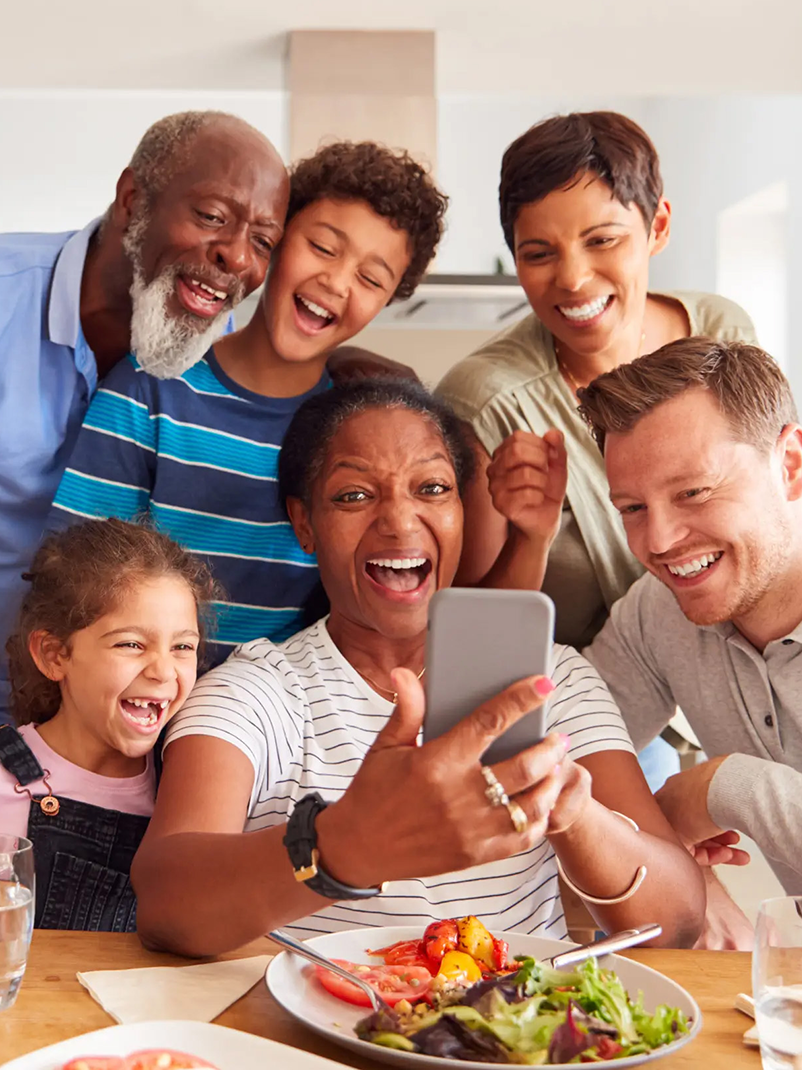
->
xmin=270 ymin=922 xmax=662 ymax=1012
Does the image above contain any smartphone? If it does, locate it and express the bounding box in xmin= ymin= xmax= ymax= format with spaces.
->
xmin=423 ymin=588 xmax=555 ymax=764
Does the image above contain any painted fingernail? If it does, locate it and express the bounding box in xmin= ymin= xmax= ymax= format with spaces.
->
xmin=559 ymin=733 xmax=571 ymax=751
xmin=534 ymin=677 xmax=555 ymax=697
xmin=553 ymin=764 xmax=562 ymax=776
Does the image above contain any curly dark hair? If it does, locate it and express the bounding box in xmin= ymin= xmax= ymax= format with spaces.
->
xmin=287 ymin=142 xmax=448 ymax=302
xmin=278 ymin=377 xmax=474 ymax=508
xmin=6 ymin=519 xmax=220 ymax=726
xmin=500 ymin=111 xmax=663 ymax=254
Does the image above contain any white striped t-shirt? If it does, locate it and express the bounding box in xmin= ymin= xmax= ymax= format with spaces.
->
xmin=166 ymin=619 xmax=635 ymax=939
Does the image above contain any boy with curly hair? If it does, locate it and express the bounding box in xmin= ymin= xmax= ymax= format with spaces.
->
xmin=49 ymin=142 xmax=447 ymax=666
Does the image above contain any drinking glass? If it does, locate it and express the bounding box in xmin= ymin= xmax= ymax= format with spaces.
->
xmin=754 ymin=896 xmax=802 ymax=1069
xmin=0 ymin=834 xmax=34 ymax=1012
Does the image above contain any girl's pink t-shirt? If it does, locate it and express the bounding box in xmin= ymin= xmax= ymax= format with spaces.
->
xmin=0 ymin=724 xmax=156 ymax=837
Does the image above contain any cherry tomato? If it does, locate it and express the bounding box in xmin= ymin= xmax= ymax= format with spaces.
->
xmin=125 ymin=1052 xmax=217 ymax=1069
xmin=422 ymin=919 xmax=460 ymax=967
xmin=315 ymin=959 xmax=432 ymax=1007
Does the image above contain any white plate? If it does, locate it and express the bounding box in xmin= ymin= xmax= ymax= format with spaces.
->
xmin=266 ymin=926 xmax=702 ymax=1069
xmin=1 ymin=1020 xmax=345 ymax=1070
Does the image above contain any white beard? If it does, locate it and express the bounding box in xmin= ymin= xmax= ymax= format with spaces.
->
xmin=128 ymin=264 xmax=230 ymax=379
xmin=122 ymin=209 xmax=233 ymax=380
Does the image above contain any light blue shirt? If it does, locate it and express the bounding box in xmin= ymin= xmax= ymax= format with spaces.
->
xmin=0 ymin=219 xmax=100 ymax=724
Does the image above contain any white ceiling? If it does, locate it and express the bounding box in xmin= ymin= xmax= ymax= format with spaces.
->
xmin=4 ymin=0 xmax=802 ymax=93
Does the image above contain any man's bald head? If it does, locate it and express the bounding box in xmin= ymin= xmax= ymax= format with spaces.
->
xmin=127 ymin=110 xmax=282 ymax=201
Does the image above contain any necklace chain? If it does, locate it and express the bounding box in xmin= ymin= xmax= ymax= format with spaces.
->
xmin=357 ymin=665 xmax=426 ymax=703
xmin=554 ymin=332 xmax=646 ymax=397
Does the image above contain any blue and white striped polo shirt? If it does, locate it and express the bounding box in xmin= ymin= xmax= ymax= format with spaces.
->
xmin=49 ymin=351 xmax=329 ymax=666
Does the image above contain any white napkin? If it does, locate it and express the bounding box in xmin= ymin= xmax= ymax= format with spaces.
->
xmin=77 ymin=954 xmax=273 ymax=1024
xmin=735 ymin=991 xmax=759 ymax=1049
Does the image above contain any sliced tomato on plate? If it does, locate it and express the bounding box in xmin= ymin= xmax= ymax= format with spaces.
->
xmin=315 ymin=959 xmax=432 ymax=1007
xmin=367 ymin=938 xmax=431 ymax=969
xmin=61 ymin=1060 xmax=126 ymax=1070
xmin=126 ymin=1053 xmax=217 ymax=1069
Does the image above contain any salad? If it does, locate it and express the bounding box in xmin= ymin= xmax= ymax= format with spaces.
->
xmin=313 ymin=916 xmax=690 ymax=1065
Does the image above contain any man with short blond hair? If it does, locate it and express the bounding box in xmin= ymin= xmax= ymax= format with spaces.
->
xmin=578 ymin=338 xmax=802 ymax=945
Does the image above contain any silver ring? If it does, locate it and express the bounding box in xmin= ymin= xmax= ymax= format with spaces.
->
xmin=505 ymin=799 xmax=529 ymax=835
xmin=480 ymin=766 xmax=510 ymax=808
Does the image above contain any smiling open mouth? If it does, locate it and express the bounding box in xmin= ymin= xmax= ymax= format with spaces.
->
xmin=120 ymin=697 xmax=170 ymax=733
xmin=557 ymin=295 xmax=613 ymax=323
xmin=365 ymin=556 xmax=433 ymax=593
xmin=294 ymin=293 xmax=338 ymax=332
xmin=666 ymin=551 xmax=723 ymax=579
xmin=176 ymin=275 xmax=231 ymax=318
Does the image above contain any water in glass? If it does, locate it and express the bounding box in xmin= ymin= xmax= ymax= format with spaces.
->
xmin=754 ymin=898 xmax=802 ymax=1070
xmin=756 ymin=986 xmax=802 ymax=1069
xmin=0 ymin=880 xmax=34 ymax=1010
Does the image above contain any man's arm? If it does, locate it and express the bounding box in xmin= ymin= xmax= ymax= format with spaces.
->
xmin=48 ymin=357 xmax=156 ymax=530
xmin=659 ymin=752 xmax=802 ymax=885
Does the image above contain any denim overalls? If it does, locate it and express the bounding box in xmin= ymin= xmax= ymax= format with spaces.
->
xmin=0 ymin=725 xmax=150 ymax=932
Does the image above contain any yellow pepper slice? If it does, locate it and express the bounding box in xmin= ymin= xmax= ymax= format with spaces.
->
xmin=436 ymin=949 xmax=483 ymax=984
xmin=457 ymin=915 xmax=496 ymax=969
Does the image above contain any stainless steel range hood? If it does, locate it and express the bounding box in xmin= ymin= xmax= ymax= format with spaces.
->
xmin=234 ymin=273 xmax=528 ymax=331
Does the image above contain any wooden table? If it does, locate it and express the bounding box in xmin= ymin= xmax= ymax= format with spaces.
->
xmin=1 ymin=932 xmax=759 ymax=1068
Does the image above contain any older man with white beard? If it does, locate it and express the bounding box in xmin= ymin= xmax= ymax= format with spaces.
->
xmin=0 ymin=110 xmax=288 ymax=724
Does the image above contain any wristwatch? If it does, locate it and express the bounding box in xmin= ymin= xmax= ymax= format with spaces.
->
xmin=283 ymin=792 xmax=386 ymax=900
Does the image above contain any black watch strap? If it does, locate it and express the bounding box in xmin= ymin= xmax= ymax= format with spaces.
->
xmin=283 ymin=792 xmax=384 ymax=900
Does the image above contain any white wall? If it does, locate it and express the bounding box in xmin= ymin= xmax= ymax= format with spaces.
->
xmin=641 ymin=96 xmax=802 ymax=396
xmin=718 ymin=203 xmax=787 ymax=368
xmin=0 ymin=90 xmax=288 ymax=233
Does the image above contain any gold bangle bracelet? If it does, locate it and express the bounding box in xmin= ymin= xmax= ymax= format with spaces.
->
xmin=555 ymin=809 xmax=647 ymax=906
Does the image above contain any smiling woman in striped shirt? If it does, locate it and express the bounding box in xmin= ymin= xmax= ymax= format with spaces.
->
xmin=133 ymin=379 xmax=705 ymax=958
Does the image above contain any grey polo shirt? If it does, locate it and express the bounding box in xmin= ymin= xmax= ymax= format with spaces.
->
xmin=585 ymin=572 xmax=802 ymax=893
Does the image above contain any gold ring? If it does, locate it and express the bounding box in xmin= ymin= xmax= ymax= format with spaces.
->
xmin=505 ymin=799 xmax=529 ymax=834
xmin=480 ymin=766 xmax=510 ymax=808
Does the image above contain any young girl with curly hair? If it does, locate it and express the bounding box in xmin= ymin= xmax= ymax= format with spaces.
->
xmin=0 ymin=518 xmax=215 ymax=931
xmin=49 ymin=142 xmax=448 ymax=666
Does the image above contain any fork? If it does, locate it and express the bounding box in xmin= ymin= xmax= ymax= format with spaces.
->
xmin=269 ymin=928 xmax=393 ymax=1013
xmin=547 ymin=923 xmax=662 ymax=969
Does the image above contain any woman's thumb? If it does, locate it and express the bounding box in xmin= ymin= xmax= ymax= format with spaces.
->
xmin=370 ymin=667 xmax=426 ymax=750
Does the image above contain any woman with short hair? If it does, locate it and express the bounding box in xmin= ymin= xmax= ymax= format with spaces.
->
xmin=438 ymin=111 xmax=756 ymax=649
